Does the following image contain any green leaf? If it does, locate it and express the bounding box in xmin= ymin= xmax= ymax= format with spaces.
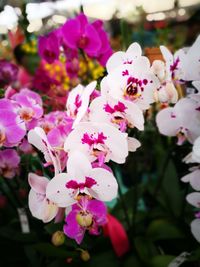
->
xmin=147 ymin=219 xmax=186 ymax=241
xmin=123 ymin=255 xmax=142 ymax=267
xmin=134 ymin=236 xmax=158 ymax=263
xmin=87 ymin=250 xmax=120 ymax=267
xmin=150 ymin=255 xmax=175 ymax=267
xmin=157 ymin=160 xmax=184 ymax=218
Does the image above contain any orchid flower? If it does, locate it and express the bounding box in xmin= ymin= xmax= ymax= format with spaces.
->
xmin=181 ymin=35 xmax=200 ymax=81
xmin=0 ymin=149 xmax=20 ymax=179
xmin=0 ymin=99 xmax=26 ymax=147
xmin=64 ymin=122 xmax=128 ymax=165
xmin=66 ymin=81 xmax=96 ymax=127
xmin=64 ymin=195 xmax=107 ymax=244
xmin=156 ymin=98 xmax=200 ymax=145
xmin=28 ymin=127 xmax=62 ymax=174
xmin=160 ymin=45 xmax=186 ymax=82
xmin=105 ymin=57 xmax=160 ymax=110
xmin=12 ymin=89 xmax=43 ymax=129
xmin=28 ymin=173 xmax=58 ymax=223
xmin=181 ymin=168 xmax=200 ymax=191
xmin=89 ymin=95 xmax=144 ymax=131
xmin=62 ymin=13 xmax=101 ymax=56
xmin=151 ymin=60 xmax=178 ymax=104
xmin=46 ymin=151 xmax=118 ymax=207
xmin=106 ymin=42 xmax=142 ymax=73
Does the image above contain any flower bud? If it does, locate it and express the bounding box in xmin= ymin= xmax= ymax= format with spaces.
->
xmin=80 ymin=250 xmax=90 ymax=262
xmin=76 ymin=212 xmax=92 ymax=227
xmin=51 ymin=231 xmax=65 ymax=246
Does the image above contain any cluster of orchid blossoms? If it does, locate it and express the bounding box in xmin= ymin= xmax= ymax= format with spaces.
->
xmin=26 ymin=34 xmax=200 ymax=244
xmin=155 ymin=37 xmax=200 ymax=243
xmin=1 ymin=25 xmax=200 ymax=245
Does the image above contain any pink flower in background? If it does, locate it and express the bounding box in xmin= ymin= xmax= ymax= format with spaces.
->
xmin=64 ymin=196 xmax=107 ymax=244
xmin=46 ymin=151 xmax=118 ymax=207
xmin=38 ymin=31 xmax=60 ymax=64
xmin=0 ymin=149 xmax=20 ymax=179
xmin=156 ymin=98 xmax=200 ymax=145
xmin=12 ymin=89 xmax=43 ymax=129
xmin=28 ymin=173 xmax=58 ymax=223
xmin=28 ymin=127 xmax=62 ymax=175
xmin=105 ymin=57 xmax=159 ymax=110
xmin=0 ymin=60 xmax=18 ymax=87
xmin=66 ymin=81 xmax=96 ymax=127
xmin=89 ymin=95 xmax=144 ymax=131
xmin=62 ymin=13 xmax=101 ymax=56
xmin=90 ymin=19 xmax=113 ymax=65
xmin=0 ymin=100 xmax=26 ymax=147
xmin=106 ymin=42 xmax=142 ymax=73
xmin=64 ymin=122 xmax=128 ymax=165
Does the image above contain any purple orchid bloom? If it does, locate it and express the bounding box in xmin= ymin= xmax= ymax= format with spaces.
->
xmin=38 ymin=31 xmax=60 ymax=64
xmin=61 ymin=13 xmax=101 ymax=56
xmin=0 ymin=60 xmax=18 ymax=87
xmin=0 ymin=149 xmax=20 ymax=179
xmin=64 ymin=196 xmax=107 ymax=244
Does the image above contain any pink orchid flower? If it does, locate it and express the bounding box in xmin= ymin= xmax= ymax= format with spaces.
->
xmin=89 ymin=95 xmax=144 ymax=132
xmin=28 ymin=127 xmax=62 ymax=175
xmin=46 ymin=151 xmax=118 ymax=207
xmin=66 ymin=81 xmax=96 ymax=127
xmin=64 ymin=195 xmax=107 ymax=244
xmin=0 ymin=99 xmax=26 ymax=147
xmin=12 ymin=89 xmax=43 ymax=129
xmin=105 ymin=57 xmax=159 ymax=110
xmin=106 ymin=42 xmax=142 ymax=73
xmin=156 ymin=98 xmax=200 ymax=145
xmin=64 ymin=122 xmax=128 ymax=165
xmin=0 ymin=149 xmax=20 ymax=179
xmin=28 ymin=173 xmax=58 ymax=223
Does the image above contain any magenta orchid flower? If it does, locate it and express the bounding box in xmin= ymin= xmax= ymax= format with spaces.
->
xmin=106 ymin=42 xmax=142 ymax=73
xmin=38 ymin=31 xmax=60 ymax=64
xmin=28 ymin=173 xmax=59 ymax=223
xmin=62 ymin=13 xmax=101 ymax=56
xmin=46 ymin=151 xmax=118 ymax=207
xmin=66 ymin=81 xmax=96 ymax=127
xmin=0 ymin=99 xmax=26 ymax=147
xmin=105 ymin=57 xmax=159 ymax=110
xmin=0 ymin=149 xmax=20 ymax=179
xmin=64 ymin=195 xmax=107 ymax=244
xmin=64 ymin=122 xmax=128 ymax=165
xmin=156 ymin=98 xmax=200 ymax=145
xmin=28 ymin=127 xmax=62 ymax=175
xmin=89 ymin=95 xmax=144 ymax=132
